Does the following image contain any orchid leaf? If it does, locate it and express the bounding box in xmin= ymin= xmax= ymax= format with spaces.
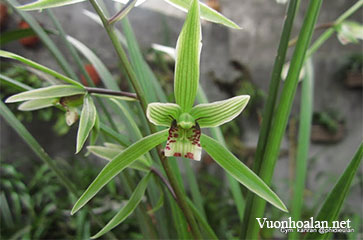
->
xmin=0 ymin=50 xmax=83 ymax=87
xmin=200 ymin=134 xmax=288 ymax=212
xmin=66 ymin=36 xmax=120 ymax=91
xmin=87 ymin=145 xmax=151 ymax=172
xmin=174 ymin=0 xmax=201 ymax=112
xmin=71 ymin=130 xmax=168 ymax=215
xmin=91 ymin=172 xmax=152 ymax=239
xmin=304 ymin=143 xmax=363 ymax=240
xmin=17 ymin=0 xmax=84 ymax=10
xmin=146 ymin=103 xmax=181 ymax=127
xmin=164 ymin=0 xmax=240 ymax=29
xmin=76 ymin=95 xmax=97 ymax=154
xmin=190 ymin=95 xmax=250 ymax=128
xmin=6 ymin=85 xmax=85 ymax=103
xmin=18 ymin=98 xmax=57 ymax=111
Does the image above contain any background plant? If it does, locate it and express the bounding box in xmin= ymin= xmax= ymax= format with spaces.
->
xmin=0 ymin=0 xmax=362 ymax=239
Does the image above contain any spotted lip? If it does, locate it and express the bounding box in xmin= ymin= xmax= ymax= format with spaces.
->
xmin=164 ymin=120 xmax=202 ymax=160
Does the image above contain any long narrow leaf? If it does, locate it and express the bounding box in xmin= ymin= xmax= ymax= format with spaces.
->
xmin=0 ymin=50 xmax=83 ymax=87
xmin=17 ymin=0 xmax=84 ymax=10
xmin=7 ymin=0 xmax=78 ymax=79
xmin=200 ymin=134 xmax=288 ymax=212
xmin=245 ymin=1 xmax=323 ymax=238
xmin=304 ymin=144 xmax=363 ymax=240
xmin=66 ymin=36 xmax=120 ymax=91
xmin=91 ymin=172 xmax=152 ymax=239
xmin=242 ymin=0 xmax=301 ymax=236
xmin=18 ymin=98 xmax=57 ymax=111
xmin=87 ymin=145 xmax=151 ymax=172
xmin=76 ymin=95 xmax=97 ymax=153
xmin=6 ymin=85 xmax=85 ymax=103
xmin=196 ymin=87 xmax=245 ymax=222
xmin=186 ymin=198 xmax=217 ymax=240
xmin=0 ymin=74 xmax=33 ymax=91
xmin=71 ymin=129 xmax=168 ymax=214
xmin=289 ymin=58 xmax=313 ymax=240
xmin=17 ymin=0 xmax=240 ymax=29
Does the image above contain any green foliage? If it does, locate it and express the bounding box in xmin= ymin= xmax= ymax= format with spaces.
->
xmin=1 ymin=0 xmax=362 ymax=239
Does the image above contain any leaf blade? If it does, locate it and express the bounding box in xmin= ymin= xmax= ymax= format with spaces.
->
xmin=304 ymin=143 xmax=363 ymax=240
xmin=17 ymin=0 xmax=84 ymax=11
xmin=0 ymin=50 xmax=83 ymax=87
xmin=76 ymin=95 xmax=97 ymax=153
xmin=91 ymin=172 xmax=152 ymax=239
xmin=18 ymin=98 xmax=57 ymax=111
xmin=200 ymin=134 xmax=288 ymax=212
xmin=71 ymin=130 xmax=168 ymax=214
xmin=6 ymin=85 xmax=85 ymax=103
xmin=174 ymin=0 xmax=201 ymax=112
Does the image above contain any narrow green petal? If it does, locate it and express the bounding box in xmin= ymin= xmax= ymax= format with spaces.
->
xmin=71 ymin=130 xmax=168 ymax=215
xmin=91 ymin=172 xmax=152 ymax=239
xmin=146 ymin=103 xmax=181 ymax=127
xmin=190 ymin=95 xmax=250 ymax=128
xmin=200 ymin=134 xmax=288 ymax=212
xmin=174 ymin=0 xmax=201 ymax=112
xmin=6 ymin=85 xmax=85 ymax=103
xmin=18 ymin=98 xmax=57 ymax=111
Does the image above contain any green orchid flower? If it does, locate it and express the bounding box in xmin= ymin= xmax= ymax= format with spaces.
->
xmin=146 ymin=0 xmax=248 ymax=161
xmin=70 ymin=1 xmax=287 ymax=235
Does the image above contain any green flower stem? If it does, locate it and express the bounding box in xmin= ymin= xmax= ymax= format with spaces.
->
xmin=306 ymin=0 xmax=363 ymax=58
xmin=85 ymin=87 xmax=137 ymax=99
xmin=244 ymin=0 xmax=323 ymax=239
xmin=241 ymin=0 xmax=300 ymax=236
xmin=159 ymin=153 xmax=202 ymax=239
xmin=89 ymin=1 xmax=202 ymax=238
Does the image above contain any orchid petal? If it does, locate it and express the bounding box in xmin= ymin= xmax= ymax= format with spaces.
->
xmin=190 ymin=95 xmax=250 ymax=128
xmin=174 ymin=0 xmax=201 ymax=112
xmin=165 ymin=121 xmax=201 ymax=161
xmin=146 ymin=103 xmax=182 ymax=127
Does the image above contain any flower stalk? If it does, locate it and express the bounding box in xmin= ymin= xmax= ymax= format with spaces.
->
xmin=88 ymin=0 xmax=202 ymax=238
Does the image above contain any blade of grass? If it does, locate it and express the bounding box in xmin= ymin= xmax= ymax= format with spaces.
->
xmin=91 ymin=172 xmax=152 ymax=239
xmin=304 ymin=143 xmax=363 ymax=240
xmin=0 ymin=50 xmax=82 ymax=87
xmin=7 ymin=0 xmax=78 ymax=79
xmin=121 ymin=18 xmax=158 ymax=102
xmin=0 ymin=73 xmax=33 ymax=91
xmin=245 ymin=1 xmax=323 ymax=239
xmin=288 ymin=58 xmax=314 ymax=240
xmin=242 ymin=0 xmax=301 ymax=232
xmin=183 ymin=159 xmax=206 ymax=218
xmin=186 ymin=198 xmax=218 ymax=240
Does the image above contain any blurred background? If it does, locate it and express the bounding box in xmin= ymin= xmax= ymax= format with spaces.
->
xmin=1 ymin=0 xmax=362 ymax=239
